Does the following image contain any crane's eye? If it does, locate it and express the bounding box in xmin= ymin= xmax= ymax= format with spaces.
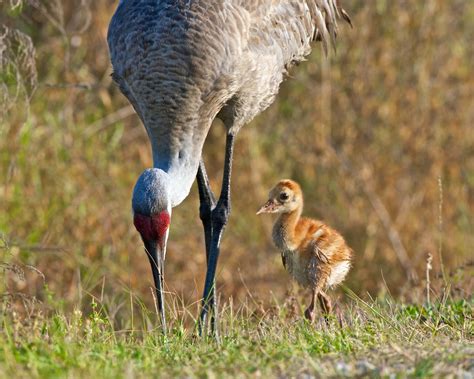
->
xmin=279 ymin=192 xmax=289 ymax=202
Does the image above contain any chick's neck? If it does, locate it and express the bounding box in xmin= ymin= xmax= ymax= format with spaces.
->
xmin=273 ymin=202 xmax=303 ymax=250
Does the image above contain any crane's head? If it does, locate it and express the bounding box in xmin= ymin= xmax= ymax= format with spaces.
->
xmin=132 ymin=169 xmax=171 ymax=300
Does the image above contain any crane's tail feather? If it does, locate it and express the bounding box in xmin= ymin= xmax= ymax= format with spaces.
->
xmin=308 ymin=0 xmax=352 ymax=54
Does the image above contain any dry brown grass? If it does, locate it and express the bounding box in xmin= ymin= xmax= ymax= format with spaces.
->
xmin=1 ymin=1 xmax=473 ymax=315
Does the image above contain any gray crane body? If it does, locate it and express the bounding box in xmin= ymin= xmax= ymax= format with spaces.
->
xmin=108 ymin=0 xmax=347 ymax=207
xmin=107 ymin=0 xmax=349 ymax=334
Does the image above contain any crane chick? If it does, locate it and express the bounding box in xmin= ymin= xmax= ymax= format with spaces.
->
xmin=257 ymin=179 xmax=352 ymax=322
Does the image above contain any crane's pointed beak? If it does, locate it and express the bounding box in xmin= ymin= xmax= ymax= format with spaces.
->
xmin=144 ymin=240 xmax=167 ymax=335
xmin=256 ymin=199 xmax=277 ymax=215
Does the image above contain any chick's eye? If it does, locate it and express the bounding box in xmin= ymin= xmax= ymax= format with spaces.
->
xmin=279 ymin=192 xmax=289 ymax=201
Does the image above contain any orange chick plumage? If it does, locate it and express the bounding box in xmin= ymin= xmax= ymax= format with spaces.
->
xmin=257 ymin=179 xmax=353 ymax=322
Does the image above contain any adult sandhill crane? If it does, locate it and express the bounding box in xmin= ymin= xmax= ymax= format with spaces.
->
xmin=107 ymin=0 xmax=350 ymax=335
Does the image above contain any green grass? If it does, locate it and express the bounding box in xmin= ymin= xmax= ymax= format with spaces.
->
xmin=0 ymin=293 xmax=472 ymax=378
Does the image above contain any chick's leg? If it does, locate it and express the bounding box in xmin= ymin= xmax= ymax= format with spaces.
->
xmin=317 ymin=290 xmax=332 ymax=314
xmin=318 ymin=290 xmax=333 ymax=324
xmin=304 ymin=289 xmax=317 ymax=322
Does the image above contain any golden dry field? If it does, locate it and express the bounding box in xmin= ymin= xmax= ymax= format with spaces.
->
xmin=1 ymin=0 xmax=473 ymax=355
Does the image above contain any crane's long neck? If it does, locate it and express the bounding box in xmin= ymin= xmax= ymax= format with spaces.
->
xmin=148 ymin=117 xmax=213 ymax=208
xmin=272 ymin=206 xmax=303 ymax=251
xmin=151 ymin=146 xmax=200 ymax=208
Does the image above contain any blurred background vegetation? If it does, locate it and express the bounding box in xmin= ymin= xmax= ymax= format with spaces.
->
xmin=1 ymin=0 xmax=473 ymax=322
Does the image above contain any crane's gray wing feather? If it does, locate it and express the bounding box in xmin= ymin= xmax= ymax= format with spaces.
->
xmin=241 ymin=0 xmax=350 ymax=62
xmin=107 ymin=0 xmax=350 ymax=187
xmin=218 ymin=0 xmax=350 ymax=131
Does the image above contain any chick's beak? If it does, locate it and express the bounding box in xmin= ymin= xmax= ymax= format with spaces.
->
xmin=256 ymin=199 xmax=277 ymax=215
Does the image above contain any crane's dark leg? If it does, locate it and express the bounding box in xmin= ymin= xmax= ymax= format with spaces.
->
xmin=199 ymin=132 xmax=235 ymax=336
xmin=196 ymin=160 xmax=219 ymax=336
xmin=197 ymin=160 xmax=216 ymax=258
